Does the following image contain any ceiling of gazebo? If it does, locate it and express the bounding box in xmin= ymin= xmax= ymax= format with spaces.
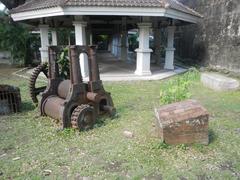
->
xmin=10 ymin=0 xmax=202 ymax=23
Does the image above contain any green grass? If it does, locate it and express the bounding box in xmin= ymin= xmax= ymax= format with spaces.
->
xmin=0 ymin=67 xmax=240 ymax=179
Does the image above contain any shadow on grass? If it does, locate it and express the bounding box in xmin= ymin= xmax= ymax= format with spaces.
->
xmin=21 ymin=101 xmax=36 ymax=112
xmin=209 ymin=129 xmax=217 ymax=144
xmin=94 ymin=114 xmax=119 ymax=129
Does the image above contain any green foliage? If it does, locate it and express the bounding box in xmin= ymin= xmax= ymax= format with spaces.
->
xmin=177 ymin=144 xmax=188 ymax=151
xmin=57 ymin=128 xmax=76 ymax=138
xmin=57 ymin=47 xmax=70 ymax=79
xmin=56 ymin=28 xmax=72 ymax=45
xmin=160 ymin=68 xmax=200 ymax=105
xmin=128 ymin=33 xmax=139 ymax=51
xmin=0 ymin=20 xmax=30 ymax=65
xmin=152 ymin=141 xmax=170 ymax=150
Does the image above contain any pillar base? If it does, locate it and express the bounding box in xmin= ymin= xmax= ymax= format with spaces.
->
xmin=134 ymin=70 xmax=152 ymax=76
xmin=135 ymin=48 xmax=153 ymax=76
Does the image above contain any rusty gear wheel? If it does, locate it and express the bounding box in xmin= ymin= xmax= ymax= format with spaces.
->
xmin=29 ymin=64 xmax=48 ymax=105
xmin=71 ymin=105 xmax=96 ymax=131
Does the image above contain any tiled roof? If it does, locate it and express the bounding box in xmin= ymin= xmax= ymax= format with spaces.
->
xmin=11 ymin=0 xmax=202 ymax=17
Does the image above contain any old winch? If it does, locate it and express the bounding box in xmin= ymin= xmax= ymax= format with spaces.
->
xmin=38 ymin=45 xmax=115 ymax=131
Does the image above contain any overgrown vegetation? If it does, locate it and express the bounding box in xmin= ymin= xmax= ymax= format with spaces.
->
xmin=160 ymin=68 xmax=200 ymax=104
xmin=0 ymin=20 xmax=29 ymax=65
xmin=57 ymin=47 xmax=70 ymax=79
xmin=0 ymin=17 xmax=40 ymax=66
xmin=0 ymin=67 xmax=240 ymax=179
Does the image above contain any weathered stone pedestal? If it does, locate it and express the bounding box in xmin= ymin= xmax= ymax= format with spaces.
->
xmin=155 ymin=100 xmax=209 ymax=145
xmin=201 ymin=73 xmax=239 ymax=91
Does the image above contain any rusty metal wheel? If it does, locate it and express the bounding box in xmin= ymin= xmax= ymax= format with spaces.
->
xmin=29 ymin=64 xmax=48 ymax=105
xmin=71 ymin=104 xmax=96 ymax=131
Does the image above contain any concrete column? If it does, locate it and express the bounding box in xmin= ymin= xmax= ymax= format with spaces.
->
xmin=39 ymin=24 xmax=49 ymax=64
xmin=111 ymin=36 xmax=114 ymax=54
xmin=117 ymin=34 xmax=121 ymax=59
xmin=108 ymin=36 xmax=112 ymax=52
xmin=154 ymin=24 xmax=161 ymax=65
xmin=86 ymin=26 xmax=93 ymax=45
xmin=135 ymin=22 xmax=153 ymax=76
xmin=73 ymin=20 xmax=89 ymax=77
xmin=51 ymin=30 xmax=57 ymax=46
xmin=164 ymin=26 xmax=175 ymax=70
xmin=115 ymin=35 xmax=118 ymax=57
xmin=120 ymin=32 xmax=128 ymax=61
xmin=121 ymin=17 xmax=128 ymax=61
xmin=90 ymin=33 xmax=93 ymax=45
xmin=112 ymin=36 xmax=116 ymax=56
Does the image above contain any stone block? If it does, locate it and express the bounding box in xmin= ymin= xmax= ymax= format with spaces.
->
xmin=201 ymin=73 xmax=239 ymax=91
xmin=155 ymin=100 xmax=209 ymax=145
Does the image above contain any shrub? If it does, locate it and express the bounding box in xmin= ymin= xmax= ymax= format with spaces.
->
xmin=160 ymin=68 xmax=200 ymax=105
xmin=0 ymin=20 xmax=30 ymax=65
xmin=57 ymin=47 xmax=70 ymax=79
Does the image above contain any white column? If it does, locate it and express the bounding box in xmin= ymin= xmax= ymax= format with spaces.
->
xmin=73 ymin=20 xmax=89 ymax=78
xmin=164 ymin=26 xmax=175 ymax=70
xmin=51 ymin=30 xmax=57 ymax=46
xmin=135 ymin=22 xmax=153 ymax=76
xmin=39 ymin=24 xmax=49 ymax=64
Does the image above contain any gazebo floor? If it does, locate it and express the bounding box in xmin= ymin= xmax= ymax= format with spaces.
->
xmin=26 ymin=52 xmax=187 ymax=82
xmin=83 ymin=52 xmax=187 ymax=81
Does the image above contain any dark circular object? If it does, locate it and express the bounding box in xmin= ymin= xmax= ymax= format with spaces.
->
xmin=29 ymin=64 xmax=48 ymax=105
xmin=71 ymin=104 xmax=96 ymax=131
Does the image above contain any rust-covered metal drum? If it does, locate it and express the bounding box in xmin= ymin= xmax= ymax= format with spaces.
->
xmin=57 ymin=80 xmax=71 ymax=99
xmin=42 ymin=96 xmax=65 ymax=121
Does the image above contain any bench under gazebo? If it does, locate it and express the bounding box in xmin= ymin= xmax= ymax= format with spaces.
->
xmin=9 ymin=0 xmax=202 ymax=78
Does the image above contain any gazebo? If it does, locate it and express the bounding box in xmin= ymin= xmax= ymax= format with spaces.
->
xmin=10 ymin=0 xmax=202 ymax=77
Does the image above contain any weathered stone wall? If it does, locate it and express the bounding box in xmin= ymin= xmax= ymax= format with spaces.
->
xmin=176 ymin=0 xmax=240 ymax=73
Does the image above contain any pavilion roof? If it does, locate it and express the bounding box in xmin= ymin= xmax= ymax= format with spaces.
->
xmin=10 ymin=0 xmax=202 ymax=18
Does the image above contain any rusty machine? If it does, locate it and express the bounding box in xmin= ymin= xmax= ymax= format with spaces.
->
xmin=35 ymin=45 xmax=115 ymax=131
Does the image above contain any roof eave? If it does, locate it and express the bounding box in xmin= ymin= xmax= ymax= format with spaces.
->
xmin=10 ymin=6 xmax=202 ymax=24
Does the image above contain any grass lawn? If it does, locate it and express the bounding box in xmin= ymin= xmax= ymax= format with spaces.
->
xmin=0 ymin=66 xmax=240 ymax=179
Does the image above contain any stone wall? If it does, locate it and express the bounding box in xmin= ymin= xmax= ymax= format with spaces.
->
xmin=176 ymin=0 xmax=240 ymax=73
